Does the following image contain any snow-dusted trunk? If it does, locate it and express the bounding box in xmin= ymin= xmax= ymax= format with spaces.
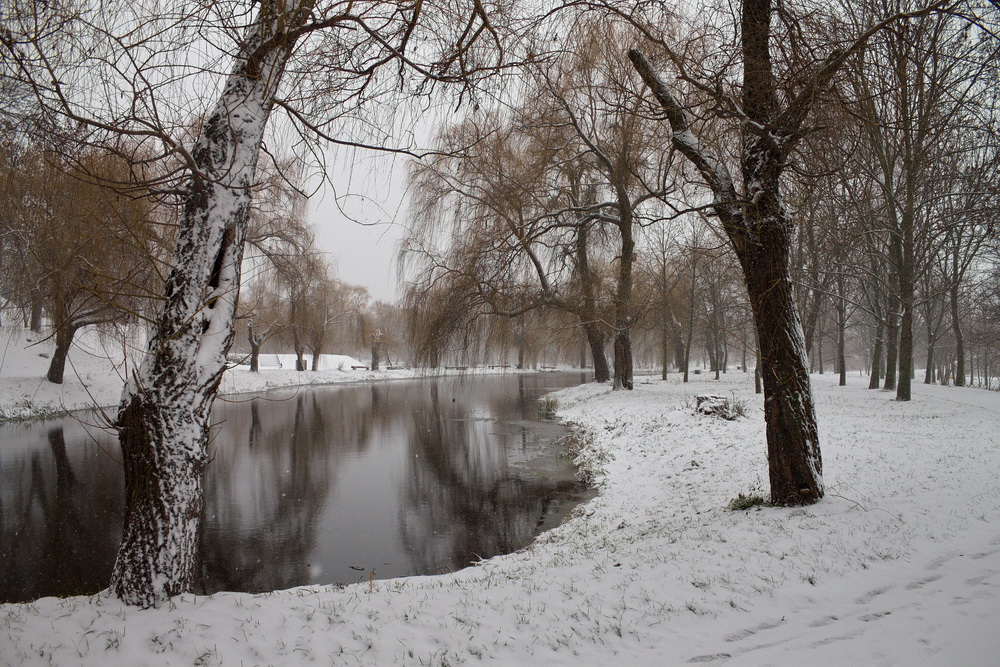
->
xmin=111 ymin=3 xmax=304 ymax=608
xmin=736 ymin=0 xmax=822 ymax=504
xmin=737 ymin=209 xmax=823 ymax=505
xmin=630 ymin=0 xmax=827 ymax=505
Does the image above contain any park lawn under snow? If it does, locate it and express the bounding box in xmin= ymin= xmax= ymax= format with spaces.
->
xmin=2 ymin=332 xmax=1000 ymax=665
xmin=0 ymin=327 xmax=444 ymax=422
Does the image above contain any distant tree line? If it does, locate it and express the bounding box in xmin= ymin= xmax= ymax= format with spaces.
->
xmin=4 ymin=0 xmax=1000 ymax=606
xmin=402 ymin=4 xmax=1000 ymax=394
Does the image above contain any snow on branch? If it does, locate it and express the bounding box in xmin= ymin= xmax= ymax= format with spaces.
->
xmin=627 ymin=49 xmax=740 ymax=224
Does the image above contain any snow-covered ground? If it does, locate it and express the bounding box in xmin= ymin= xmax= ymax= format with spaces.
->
xmin=0 ymin=327 xmax=466 ymax=421
xmin=2 ymin=328 xmax=999 ymax=665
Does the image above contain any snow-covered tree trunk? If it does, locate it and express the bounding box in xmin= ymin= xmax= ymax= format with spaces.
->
xmin=111 ymin=2 xmax=307 ymax=608
xmin=735 ymin=0 xmax=822 ymax=503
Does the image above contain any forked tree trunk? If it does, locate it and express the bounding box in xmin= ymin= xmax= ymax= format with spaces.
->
xmin=247 ymin=321 xmax=269 ymax=373
xmin=111 ymin=2 xmax=303 ymax=608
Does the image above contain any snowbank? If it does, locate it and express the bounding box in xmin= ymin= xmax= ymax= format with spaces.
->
xmin=1 ymin=331 xmax=999 ymax=665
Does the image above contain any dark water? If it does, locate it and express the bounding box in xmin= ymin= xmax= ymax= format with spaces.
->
xmin=0 ymin=373 xmax=593 ymax=603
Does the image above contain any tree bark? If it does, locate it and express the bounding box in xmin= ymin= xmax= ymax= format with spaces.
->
xmin=371 ymin=341 xmax=381 ymax=371
xmin=46 ymin=321 xmax=77 ymax=385
xmin=738 ymin=218 xmax=823 ymax=505
xmin=110 ymin=1 xmax=304 ymax=608
xmin=248 ymin=321 xmax=264 ymax=373
xmin=630 ymin=0 xmax=828 ymax=504
xmin=612 ymin=326 xmax=633 ymax=390
xmin=896 ymin=207 xmax=915 ymax=400
xmin=683 ymin=254 xmax=698 ymax=383
xmin=661 ymin=321 xmax=669 ymax=380
xmin=883 ymin=292 xmax=899 ymax=391
xmin=837 ymin=274 xmax=847 ymax=387
xmin=583 ymin=320 xmax=610 ymax=382
xmin=29 ymin=293 xmax=43 ymax=333
xmin=951 ymin=273 xmax=965 ymax=386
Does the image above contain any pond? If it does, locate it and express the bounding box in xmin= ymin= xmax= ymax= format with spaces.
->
xmin=0 ymin=372 xmax=594 ymax=603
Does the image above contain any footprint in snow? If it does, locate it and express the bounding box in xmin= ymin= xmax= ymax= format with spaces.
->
xmin=855 ymin=585 xmax=892 ymax=605
xmin=905 ymin=574 xmax=941 ymax=590
xmin=725 ymin=618 xmax=784 ymax=642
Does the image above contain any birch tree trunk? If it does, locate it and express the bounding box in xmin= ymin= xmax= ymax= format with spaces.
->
xmin=111 ymin=1 xmax=306 ymax=608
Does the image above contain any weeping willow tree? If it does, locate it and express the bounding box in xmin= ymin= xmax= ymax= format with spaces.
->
xmin=5 ymin=0 xmax=519 ymax=607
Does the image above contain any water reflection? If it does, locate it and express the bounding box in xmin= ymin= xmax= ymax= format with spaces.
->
xmin=0 ymin=373 xmax=591 ymax=603
xmin=0 ymin=421 xmax=123 ymax=601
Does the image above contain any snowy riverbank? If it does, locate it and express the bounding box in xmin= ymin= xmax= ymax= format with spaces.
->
xmin=2 ymin=329 xmax=1000 ymax=665
xmin=0 ymin=328 xmax=511 ymax=422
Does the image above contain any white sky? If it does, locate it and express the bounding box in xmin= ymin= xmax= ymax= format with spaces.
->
xmin=308 ymin=150 xmax=413 ymax=304
xmin=304 ymin=99 xmax=450 ymax=305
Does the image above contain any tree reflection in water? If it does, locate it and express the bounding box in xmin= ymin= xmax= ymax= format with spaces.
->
xmin=0 ymin=423 xmax=123 ymax=602
xmin=1 ymin=373 xmax=591 ymax=602
xmin=400 ymin=376 xmax=588 ymax=574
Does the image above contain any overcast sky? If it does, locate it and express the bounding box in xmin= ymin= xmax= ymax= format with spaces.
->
xmin=308 ymin=150 xmax=413 ymax=304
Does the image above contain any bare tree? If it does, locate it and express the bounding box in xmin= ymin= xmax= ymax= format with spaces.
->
xmin=628 ymin=0 xmax=943 ymax=504
xmin=405 ymin=18 xmax=676 ymax=386
xmin=845 ymin=1 xmax=995 ymax=399
xmin=5 ymin=0 xmax=517 ymax=606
